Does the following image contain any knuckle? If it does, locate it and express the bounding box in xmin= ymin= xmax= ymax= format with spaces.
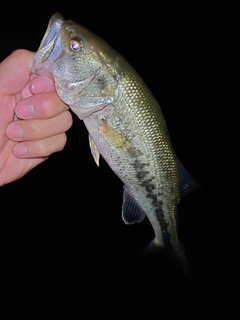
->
xmin=38 ymin=140 xmax=48 ymax=155
xmin=41 ymin=97 xmax=55 ymax=118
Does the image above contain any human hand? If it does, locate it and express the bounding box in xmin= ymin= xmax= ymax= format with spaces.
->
xmin=0 ymin=49 xmax=73 ymax=186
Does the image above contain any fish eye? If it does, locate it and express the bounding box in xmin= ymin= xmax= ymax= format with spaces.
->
xmin=70 ymin=38 xmax=83 ymax=52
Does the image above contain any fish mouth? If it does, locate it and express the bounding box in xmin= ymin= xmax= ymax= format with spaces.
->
xmin=32 ymin=13 xmax=64 ymax=76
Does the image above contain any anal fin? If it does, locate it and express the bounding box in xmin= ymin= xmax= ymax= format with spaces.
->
xmin=122 ymin=187 xmax=146 ymax=224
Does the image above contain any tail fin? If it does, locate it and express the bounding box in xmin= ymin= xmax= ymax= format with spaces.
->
xmin=140 ymin=240 xmax=189 ymax=275
xmin=167 ymin=242 xmax=189 ymax=275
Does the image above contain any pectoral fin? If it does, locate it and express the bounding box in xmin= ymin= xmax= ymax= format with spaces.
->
xmin=89 ymin=134 xmax=100 ymax=166
xmin=89 ymin=121 xmax=132 ymax=166
xmin=122 ymin=187 xmax=146 ymax=224
xmin=99 ymin=121 xmax=132 ymax=152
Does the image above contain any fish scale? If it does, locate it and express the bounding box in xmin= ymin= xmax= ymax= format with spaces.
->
xmin=83 ymin=65 xmax=180 ymax=250
xmin=32 ymin=12 xmax=199 ymax=273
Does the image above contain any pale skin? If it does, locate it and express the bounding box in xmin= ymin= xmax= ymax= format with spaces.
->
xmin=0 ymin=49 xmax=73 ymax=186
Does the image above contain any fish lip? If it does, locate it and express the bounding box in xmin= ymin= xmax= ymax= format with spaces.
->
xmin=38 ymin=13 xmax=64 ymax=52
xmin=32 ymin=13 xmax=64 ymax=76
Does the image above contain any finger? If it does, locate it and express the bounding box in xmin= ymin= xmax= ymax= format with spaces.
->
xmin=12 ymin=133 xmax=68 ymax=158
xmin=29 ymin=75 xmax=56 ymax=94
xmin=0 ymin=49 xmax=34 ymax=94
xmin=6 ymin=110 xmax=73 ymax=141
xmin=15 ymin=91 xmax=69 ymax=120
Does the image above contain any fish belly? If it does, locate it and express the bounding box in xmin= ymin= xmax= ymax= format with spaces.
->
xmin=83 ymin=102 xmax=179 ymax=250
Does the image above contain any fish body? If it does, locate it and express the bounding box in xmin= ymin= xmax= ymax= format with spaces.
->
xmin=32 ymin=13 xmax=198 ymax=272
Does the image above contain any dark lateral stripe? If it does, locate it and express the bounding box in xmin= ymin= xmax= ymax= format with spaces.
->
xmin=133 ymin=158 xmax=172 ymax=248
xmin=147 ymin=194 xmax=172 ymax=249
xmin=156 ymin=207 xmax=172 ymax=249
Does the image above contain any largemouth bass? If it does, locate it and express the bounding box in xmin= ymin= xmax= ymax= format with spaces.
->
xmin=32 ymin=13 xmax=199 ymax=273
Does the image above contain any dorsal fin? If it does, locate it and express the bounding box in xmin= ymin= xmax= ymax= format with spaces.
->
xmin=177 ymin=159 xmax=200 ymax=198
xmin=122 ymin=187 xmax=146 ymax=224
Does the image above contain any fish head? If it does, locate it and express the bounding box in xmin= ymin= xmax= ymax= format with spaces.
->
xmin=32 ymin=13 xmax=118 ymax=119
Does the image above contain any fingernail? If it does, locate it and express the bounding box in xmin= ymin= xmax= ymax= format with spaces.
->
xmin=14 ymin=144 xmax=28 ymax=157
xmin=6 ymin=123 xmax=23 ymax=140
xmin=16 ymin=101 xmax=34 ymax=119
xmin=30 ymin=76 xmax=53 ymax=93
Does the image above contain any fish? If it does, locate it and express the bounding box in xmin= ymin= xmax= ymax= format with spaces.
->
xmin=32 ymin=13 xmax=199 ymax=273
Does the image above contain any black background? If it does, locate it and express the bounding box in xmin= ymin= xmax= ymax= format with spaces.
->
xmin=1 ymin=3 xmax=239 ymax=297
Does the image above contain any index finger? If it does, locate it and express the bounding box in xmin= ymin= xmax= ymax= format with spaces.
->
xmin=29 ymin=75 xmax=56 ymax=94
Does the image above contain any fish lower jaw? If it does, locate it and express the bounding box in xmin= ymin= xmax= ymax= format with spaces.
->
xmin=32 ymin=61 xmax=52 ymax=77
